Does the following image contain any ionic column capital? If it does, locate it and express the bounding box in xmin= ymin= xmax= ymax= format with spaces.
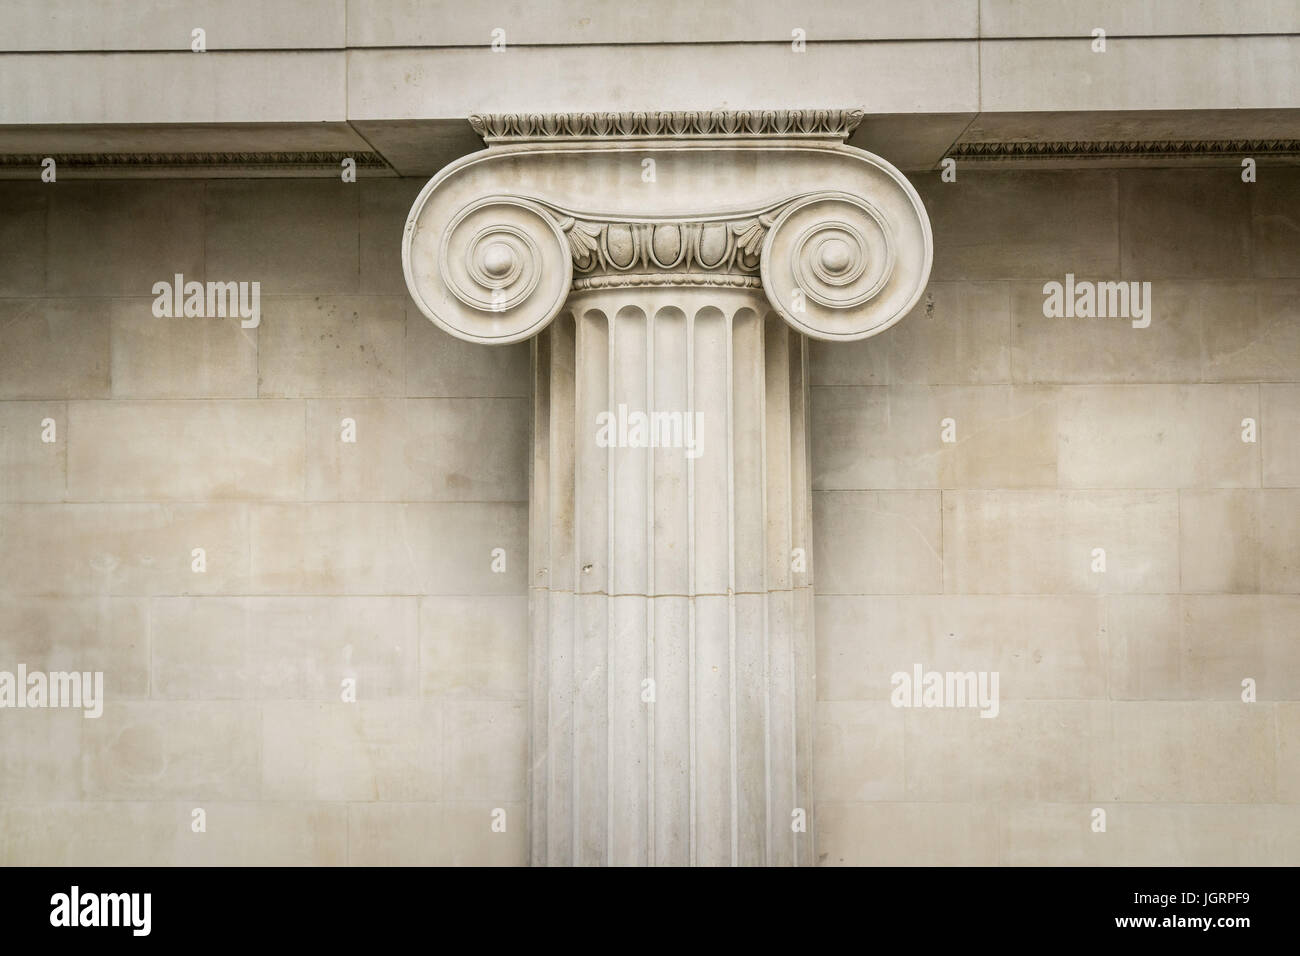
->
xmin=400 ymin=111 xmax=930 ymax=865
xmin=402 ymin=110 xmax=933 ymax=345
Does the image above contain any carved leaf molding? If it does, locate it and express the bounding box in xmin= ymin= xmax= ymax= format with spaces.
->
xmin=537 ymin=198 xmax=802 ymax=277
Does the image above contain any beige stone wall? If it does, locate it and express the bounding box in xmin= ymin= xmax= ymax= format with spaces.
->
xmin=0 ymin=178 xmax=531 ymax=864
xmin=1 ymin=167 xmax=1296 ymax=864
xmin=812 ymin=167 xmax=1300 ymax=865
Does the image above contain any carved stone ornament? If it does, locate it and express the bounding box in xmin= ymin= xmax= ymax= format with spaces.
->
xmin=467 ymin=108 xmax=867 ymax=142
xmin=402 ymin=110 xmax=933 ymax=344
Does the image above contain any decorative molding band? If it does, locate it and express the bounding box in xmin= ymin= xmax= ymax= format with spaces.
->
xmin=468 ymin=109 xmax=865 ymax=143
xmin=0 ymin=151 xmax=389 ymax=174
xmin=948 ymin=139 xmax=1300 ymax=161
xmin=571 ymin=272 xmax=765 ymax=292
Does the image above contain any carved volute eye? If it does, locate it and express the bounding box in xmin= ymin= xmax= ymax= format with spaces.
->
xmin=404 ymin=194 xmax=572 ymax=346
xmin=761 ymin=188 xmax=931 ymax=342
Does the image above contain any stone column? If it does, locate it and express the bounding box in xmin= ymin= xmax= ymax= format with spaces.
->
xmin=402 ymin=110 xmax=933 ymax=866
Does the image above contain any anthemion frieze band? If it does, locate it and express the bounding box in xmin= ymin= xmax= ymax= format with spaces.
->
xmin=402 ymin=109 xmax=933 ymax=865
xmin=467 ymin=108 xmax=868 ymax=142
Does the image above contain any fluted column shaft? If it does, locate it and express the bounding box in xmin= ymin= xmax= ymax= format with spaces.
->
xmin=529 ymin=286 xmax=815 ymax=866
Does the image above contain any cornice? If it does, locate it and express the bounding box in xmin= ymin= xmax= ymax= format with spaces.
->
xmin=948 ymin=138 xmax=1300 ymax=162
xmin=0 ymin=151 xmax=391 ymax=178
xmin=468 ymin=109 xmax=865 ymax=143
